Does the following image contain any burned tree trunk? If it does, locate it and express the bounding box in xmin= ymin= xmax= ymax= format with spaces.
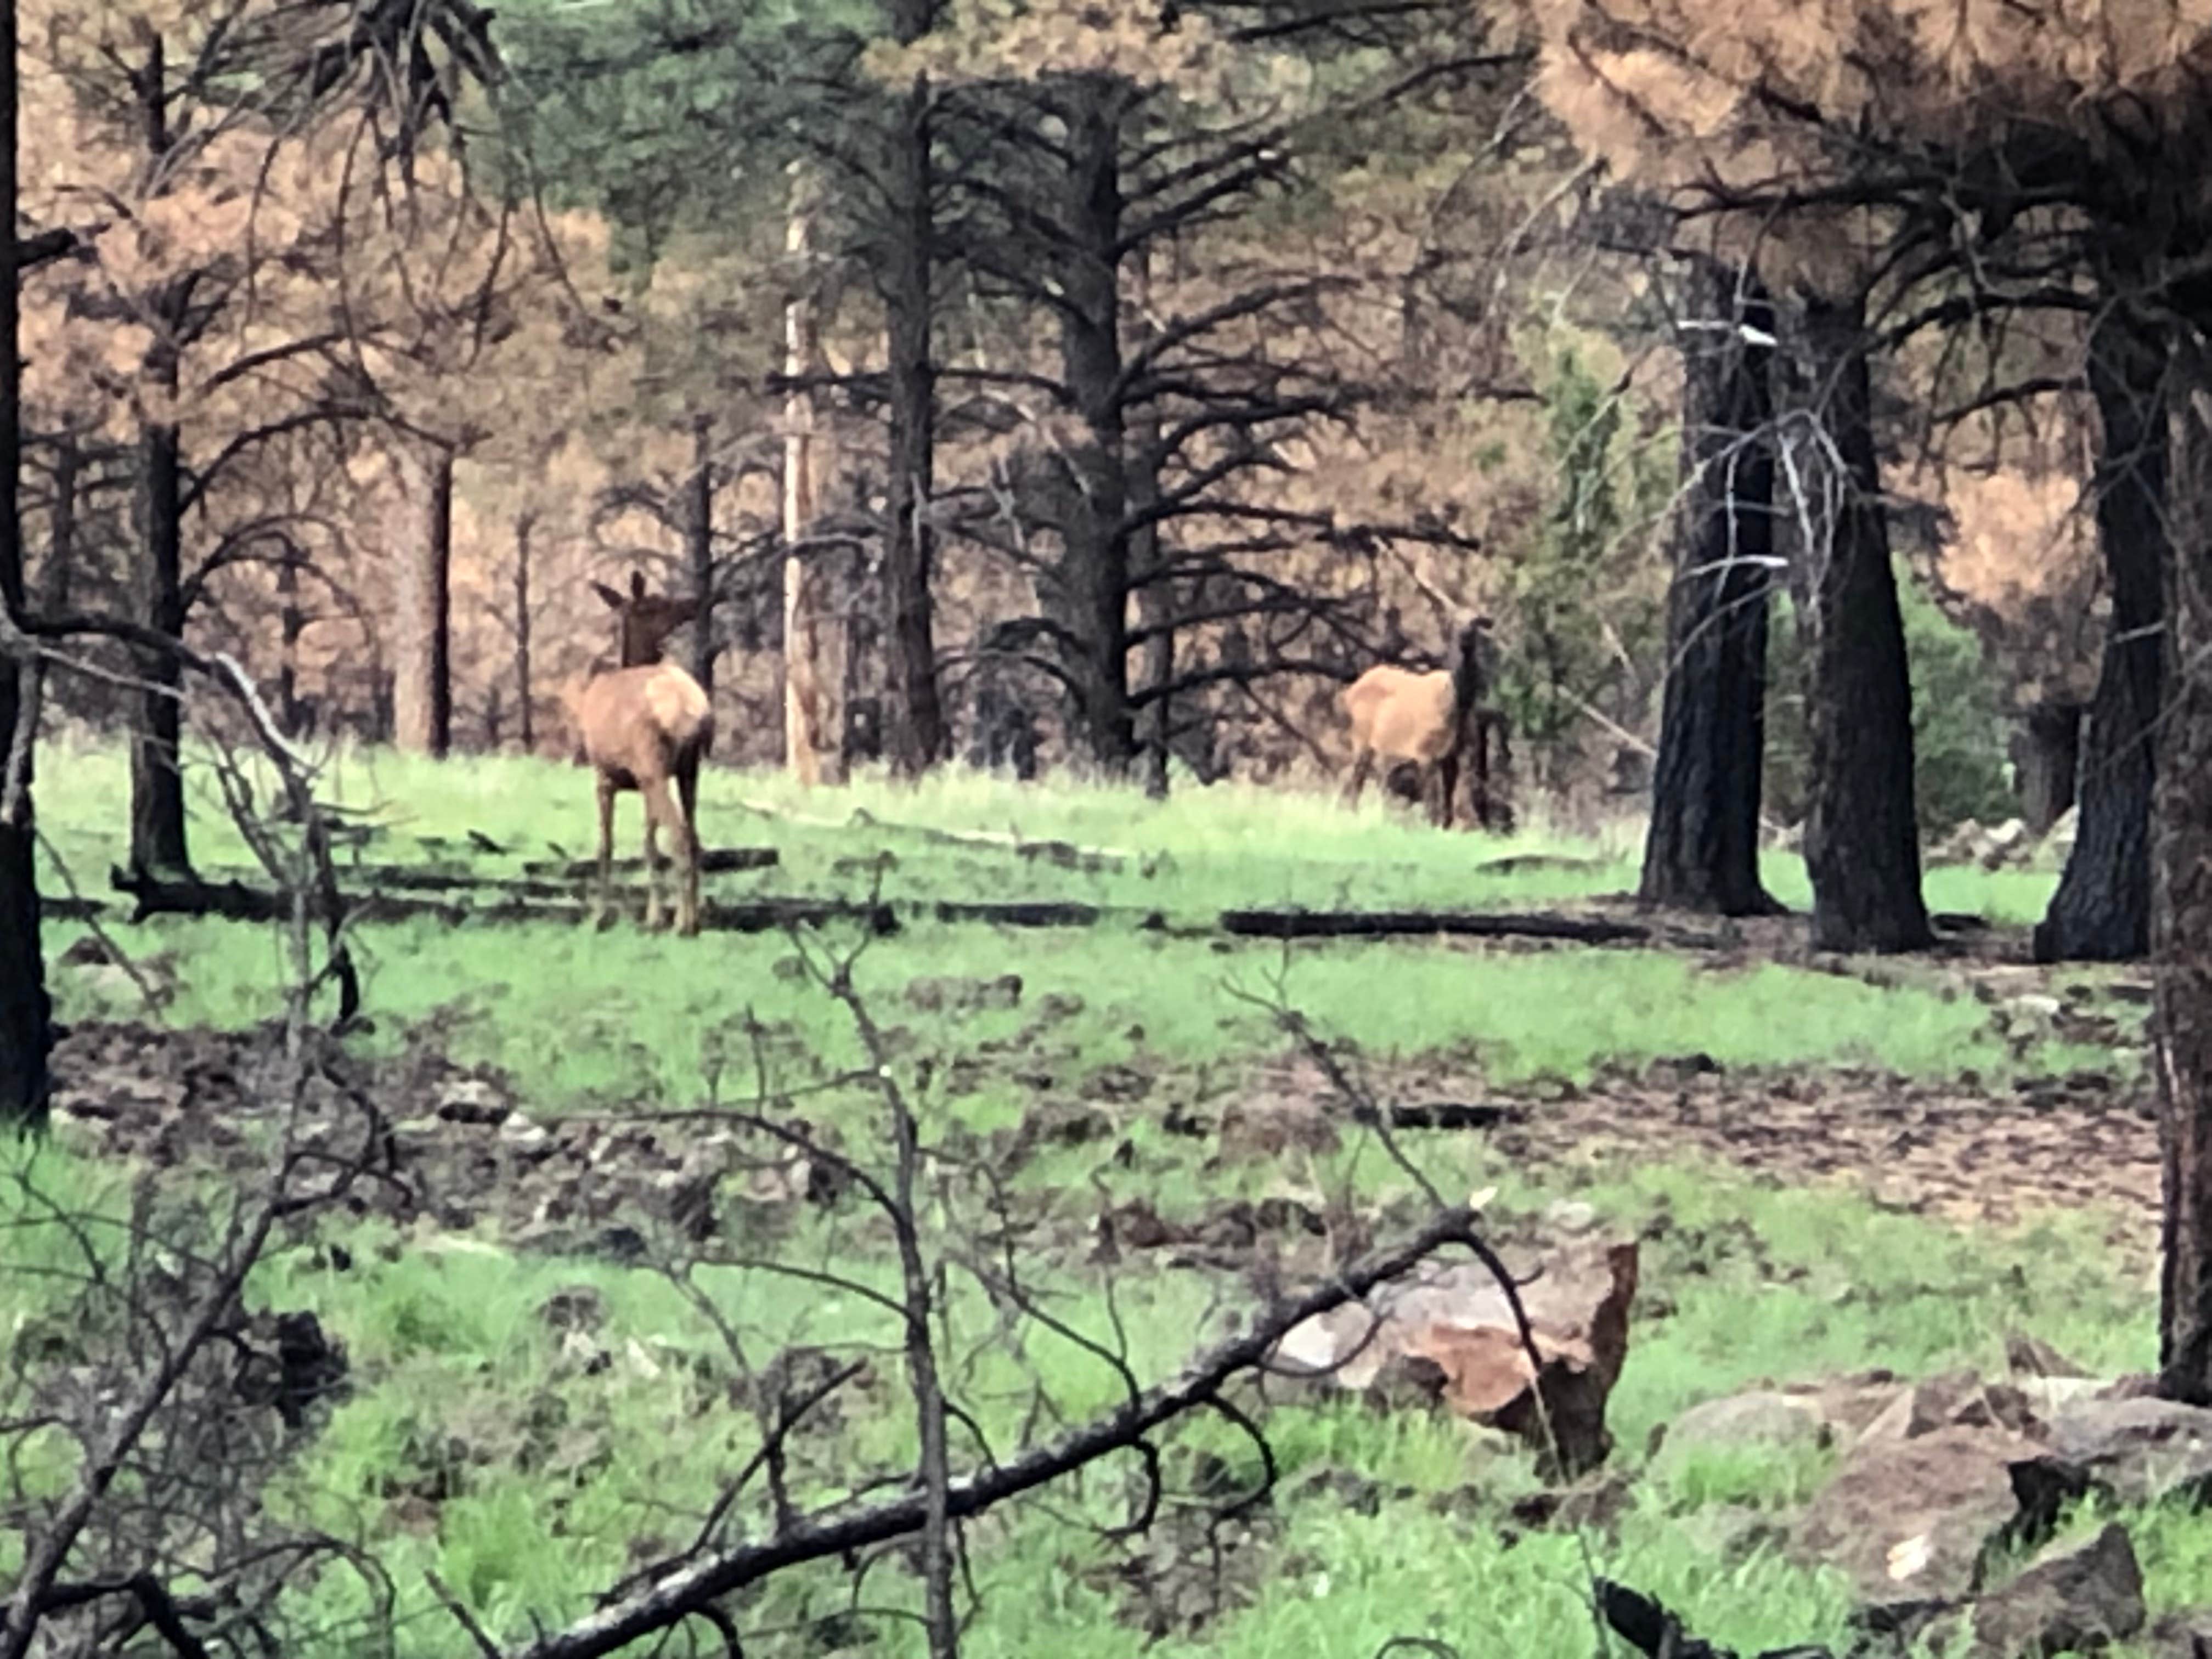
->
xmin=2155 ymin=337 xmax=2212 ymax=1403
xmin=0 ymin=0 xmax=50 ymax=1128
xmin=1055 ymin=75 xmax=1136 ymax=772
xmin=1639 ymin=259 xmax=1781 ymax=916
xmin=883 ymin=0 xmax=947 ymax=776
xmin=1129 ymin=244 xmax=1171 ymax=799
xmin=394 ymin=443 xmax=454 ymax=758
xmin=1779 ymin=291 xmax=1929 ymax=952
xmin=2039 ymin=307 xmax=2166 ymax=963
xmin=2013 ymin=701 xmax=2083 ymax=838
xmin=277 ymin=552 xmax=303 ymax=737
xmin=127 ymin=35 xmax=190 ymax=881
xmin=685 ymin=415 xmax=717 ymax=698
xmin=128 ymin=366 xmax=191 ymax=881
xmin=514 ymin=511 xmax=535 ymax=752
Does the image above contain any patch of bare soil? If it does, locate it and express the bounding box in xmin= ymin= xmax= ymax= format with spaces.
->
xmin=1232 ymin=1047 xmax=2158 ymax=1236
xmin=43 ymin=1022 xmax=837 ymax=1254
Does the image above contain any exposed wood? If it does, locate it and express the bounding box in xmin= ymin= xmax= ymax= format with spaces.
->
xmin=782 ymin=164 xmax=844 ymax=786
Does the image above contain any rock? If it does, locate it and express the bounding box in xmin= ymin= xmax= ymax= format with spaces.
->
xmin=1651 ymin=1391 xmax=1830 ymax=1476
xmin=2006 ymin=1333 xmax=2093 ymax=1380
xmin=1855 ymin=1370 xmax=2036 ymax=1446
xmin=1968 ymin=1523 xmax=2143 ymax=1658
xmin=1791 ymin=1427 xmax=2048 ymax=1602
xmin=2006 ymin=995 xmax=2064 ymax=1022
xmin=1544 ymin=1199 xmax=1600 ymax=1234
xmin=2016 ymin=1377 xmax=2108 ymax=1422
xmin=2043 ymin=1397 xmax=2212 ymax=1506
xmin=2147 ymin=1609 xmax=2212 ymax=1659
xmin=499 ymin=1112 xmax=552 ymax=1154
xmin=1217 ymin=1094 xmax=1340 ymax=1160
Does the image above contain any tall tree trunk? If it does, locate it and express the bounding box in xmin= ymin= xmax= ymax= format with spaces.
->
xmin=514 ymin=511 xmax=534 ymax=752
xmin=128 ymin=389 xmax=190 ymax=880
xmin=685 ymin=415 xmax=716 ymax=697
xmin=884 ymin=0 xmax=947 ymax=775
xmin=0 ymin=0 xmax=50 ymax=1128
xmin=1057 ymin=75 xmax=1135 ymax=772
xmin=1639 ymin=259 xmax=1781 ymax=916
xmin=2156 ymin=334 xmax=2212 ymax=1403
xmin=1127 ymin=242 xmax=1171 ymax=799
xmin=2038 ymin=306 xmax=2166 ymax=962
xmin=782 ymin=165 xmax=844 ymax=786
xmin=1780 ymin=290 xmax=1929 ymax=952
xmin=126 ymin=29 xmax=189 ymax=881
xmin=2013 ymin=700 xmax=2082 ymax=839
xmin=394 ymin=443 xmax=454 ymax=758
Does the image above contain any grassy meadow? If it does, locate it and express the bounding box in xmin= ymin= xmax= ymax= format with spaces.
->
xmin=7 ymin=733 xmax=2175 ymax=1658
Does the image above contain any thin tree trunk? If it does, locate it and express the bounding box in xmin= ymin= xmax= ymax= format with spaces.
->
xmin=126 ymin=30 xmax=189 ymax=881
xmin=1128 ymin=242 xmax=1170 ymax=798
xmin=277 ymin=552 xmax=302 ymax=736
xmin=782 ymin=165 xmax=842 ymax=786
xmin=2156 ymin=335 xmax=2212 ymax=1403
xmin=1639 ymin=258 xmax=1781 ymax=916
xmin=884 ymin=0 xmax=946 ymax=775
xmin=685 ymin=415 xmax=716 ymax=697
xmin=0 ymin=0 xmax=50 ymax=1128
xmin=2038 ymin=305 xmax=2166 ymax=962
xmin=514 ymin=511 xmax=534 ymax=752
xmin=1780 ymin=290 xmax=1929 ymax=952
xmin=1057 ymin=75 xmax=1135 ymax=772
xmin=2013 ymin=700 xmax=2082 ymax=839
xmin=394 ymin=443 xmax=454 ymax=758
xmin=128 ymin=391 xmax=190 ymax=880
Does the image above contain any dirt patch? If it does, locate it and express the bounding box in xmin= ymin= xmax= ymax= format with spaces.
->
xmin=1227 ymin=1048 xmax=2159 ymax=1237
xmin=43 ymin=1023 xmax=835 ymax=1254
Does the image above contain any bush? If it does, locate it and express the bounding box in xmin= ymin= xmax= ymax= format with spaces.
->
xmin=1763 ymin=563 xmax=2013 ymax=838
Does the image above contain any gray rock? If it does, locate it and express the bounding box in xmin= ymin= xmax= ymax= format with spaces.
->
xmin=1969 ymin=1523 xmax=2143 ymax=1658
xmin=2045 ymin=1397 xmax=2212 ymax=1506
xmin=1792 ymin=1427 xmax=2044 ymax=1602
xmin=1652 ymin=1391 xmax=1830 ymax=1476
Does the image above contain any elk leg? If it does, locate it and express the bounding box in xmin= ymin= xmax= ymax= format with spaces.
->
xmin=1344 ymin=749 xmax=1373 ymax=809
xmin=592 ymin=773 xmax=617 ymax=930
xmin=1436 ymin=751 xmax=1460 ymax=830
xmin=640 ymin=778 xmax=673 ymax=931
xmin=675 ymin=762 xmax=702 ymax=938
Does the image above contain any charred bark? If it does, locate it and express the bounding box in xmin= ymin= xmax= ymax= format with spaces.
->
xmin=2013 ymin=700 xmax=2083 ymax=838
xmin=1780 ymin=291 xmax=1929 ymax=952
xmin=1055 ymin=76 xmax=1136 ymax=772
xmin=1129 ymin=245 xmax=1171 ymax=799
xmin=1639 ymin=259 xmax=1781 ymax=916
xmin=0 ymin=0 xmax=49 ymax=1128
xmin=2038 ymin=307 xmax=2166 ymax=963
xmin=685 ymin=415 xmax=716 ymax=697
xmin=394 ymin=443 xmax=454 ymax=758
xmin=277 ymin=552 xmax=303 ymax=736
xmin=127 ymin=377 xmax=191 ymax=881
xmin=883 ymin=0 xmax=946 ymax=775
xmin=2157 ymin=341 xmax=2212 ymax=1403
xmin=514 ymin=511 xmax=535 ymax=752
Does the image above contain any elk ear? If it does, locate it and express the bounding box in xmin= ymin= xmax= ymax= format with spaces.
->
xmin=630 ymin=569 xmax=648 ymax=600
xmin=591 ymin=582 xmax=625 ymax=610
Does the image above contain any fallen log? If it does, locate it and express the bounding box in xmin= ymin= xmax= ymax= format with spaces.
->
xmin=38 ymin=895 xmax=107 ymax=922
xmin=521 ymin=847 xmax=781 ymax=879
xmin=107 ymin=871 xmax=897 ymax=936
xmin=1218 ymin=908 xmax=1653 ymax=945
xmin=736 ymin=797 xmax=1133 ymax=871
xmin=930 ymin=900 xmax=1116 ymax=927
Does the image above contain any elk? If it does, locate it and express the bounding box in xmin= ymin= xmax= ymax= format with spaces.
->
xmin=565 ymin=572 xmax=714 ymax=935
xmin=1340 ymin=617 xmax=1502 ymax=830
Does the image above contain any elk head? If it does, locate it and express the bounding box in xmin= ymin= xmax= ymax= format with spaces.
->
xmin=591 ymin=570 xmax=701 ymax=669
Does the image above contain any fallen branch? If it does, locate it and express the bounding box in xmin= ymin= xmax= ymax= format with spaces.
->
xmin=736 ymin=797 xmax=1133 ymax=872
xmin=501 ymin=1206 xmax=1490 ymax=1659
xmin=520 ymin=848 xmax=781 ymax=879
xmin=1218 ymin=908 xmax=1654 ymax=945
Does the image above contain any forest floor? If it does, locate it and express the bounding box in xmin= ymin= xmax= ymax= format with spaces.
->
xmin=7 ymin=736 xmax=2192 ymax=1658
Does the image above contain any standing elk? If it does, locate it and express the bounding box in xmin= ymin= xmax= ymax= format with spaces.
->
xmin=1340 ymin=617 xmax=1506 ymax=831
xmin=565 ymin=572 xmax=714 ymax=935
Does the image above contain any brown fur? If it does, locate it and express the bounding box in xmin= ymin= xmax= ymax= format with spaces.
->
xmin=1340 ymin=618 xmax=1492 ymax=829
xmin=567 ymin=572 xmax=714 ymax=935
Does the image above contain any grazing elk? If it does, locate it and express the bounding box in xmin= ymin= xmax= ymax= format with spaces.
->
xmin=566 ymin=572 xmax=714 ymax=935
xmin=1340 ymin=617 xmax=1506 ymax=831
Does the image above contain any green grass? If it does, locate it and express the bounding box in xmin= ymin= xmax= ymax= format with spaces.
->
xmin=10 ymin=737 xmax=2162 ymax=1656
